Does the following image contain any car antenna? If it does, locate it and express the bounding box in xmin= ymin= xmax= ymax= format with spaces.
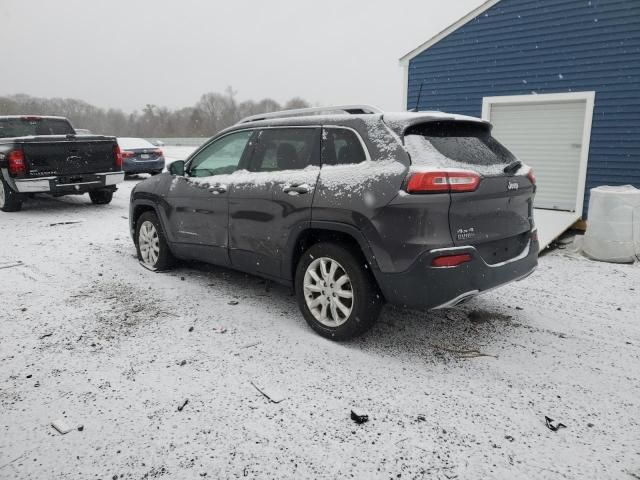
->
xmin=410 ymin=80 xmax=425 ymax=112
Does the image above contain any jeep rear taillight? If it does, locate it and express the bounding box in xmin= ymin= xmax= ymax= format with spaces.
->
xmin=114 ymin=144 xmax=123 ymax=169
xmin=527 ymin=169 xmax=536 ymax=185
xmin=7 ymin=150 xmax=27 ymax=176
xmin=406 ymin=170 xmax=480 ymax=194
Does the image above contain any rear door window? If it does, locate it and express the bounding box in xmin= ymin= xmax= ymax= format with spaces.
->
xmin=249 ymin=128 xmax=320 ymax=172
xmin=322 ymin=128 xmax=367 ymax=165
xmin=404 ymin=121 xmax=515 ymax=174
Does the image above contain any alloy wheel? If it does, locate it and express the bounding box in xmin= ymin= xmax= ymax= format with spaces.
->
xmin=138 ymin=220 xmax=160 ymax=266
xmin=303 ymin=257 xmax=354 ymax=327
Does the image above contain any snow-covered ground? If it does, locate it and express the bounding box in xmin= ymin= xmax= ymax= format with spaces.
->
xmin=162 ymin=145 xmax=198 ymax=166
xmin=1 ymin=178 xmax=639 ymax=479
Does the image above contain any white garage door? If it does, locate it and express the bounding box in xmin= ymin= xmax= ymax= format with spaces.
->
xmin=482 ymin=92 xmax=595 ymax=250
xmin=489 ymin=99 xmax=587 ymax=211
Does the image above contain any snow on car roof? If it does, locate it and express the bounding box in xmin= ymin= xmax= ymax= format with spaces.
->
xmin=117 ymin=137 xmax=156 ymax=150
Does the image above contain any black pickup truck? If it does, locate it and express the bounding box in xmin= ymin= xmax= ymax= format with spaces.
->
xmin=0 ymin=115 xmax=124 ymax=212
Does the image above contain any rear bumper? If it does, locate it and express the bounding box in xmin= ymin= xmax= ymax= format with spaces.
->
xmin=123 ymin=158 xmax=165 ymax=173
xmin=374 ymin=233 xmax=539 ymax=309
xmin=13 ymin=172 xmax=124 ymax=194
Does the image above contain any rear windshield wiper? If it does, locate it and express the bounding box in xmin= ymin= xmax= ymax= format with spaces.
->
xmin=503 ymin=160 xmax=522 ymax=174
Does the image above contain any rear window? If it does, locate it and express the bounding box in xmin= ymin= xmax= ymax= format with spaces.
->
xmin=118 ymin=137 xmax=155 ymax=150
xmin=0 ymin=117 xmax=75 ymax=138
xmin=404 ymin=121 xmax=515 ymax=172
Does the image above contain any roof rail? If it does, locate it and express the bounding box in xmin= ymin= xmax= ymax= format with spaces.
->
xmin=237 ymin=104 xmax=383 ymax=124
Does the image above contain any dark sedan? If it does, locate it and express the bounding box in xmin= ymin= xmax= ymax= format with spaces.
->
xmin=118 ymin=137 xmax=165 ymax=175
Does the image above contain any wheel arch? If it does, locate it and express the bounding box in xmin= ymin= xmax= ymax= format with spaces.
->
xmin=286 ymin=221 xmax=379 ymax=283
xmin=130 ymin=201 xmax=163 ymax=242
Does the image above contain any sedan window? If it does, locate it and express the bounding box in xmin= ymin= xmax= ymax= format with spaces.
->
xmin=189 ymin=130 xmax=253 ymax=177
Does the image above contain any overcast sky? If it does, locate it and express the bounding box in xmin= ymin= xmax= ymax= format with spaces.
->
xmin=0 ymin=0 xmax=484 ymax=112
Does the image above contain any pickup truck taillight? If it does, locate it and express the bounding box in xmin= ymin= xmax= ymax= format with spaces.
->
xmin=406 ymin=170 xmax=480 ymax=194
xmin=114 ymin=145 xmax=123 ymax=168
xmin=7 ymin=150 xmax=27 ymax=176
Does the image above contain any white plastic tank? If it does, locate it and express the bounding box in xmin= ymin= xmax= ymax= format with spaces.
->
xmin=583 ymin=185 xmax=640 ymax=263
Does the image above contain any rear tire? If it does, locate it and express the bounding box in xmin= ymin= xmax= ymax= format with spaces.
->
xmin=135 ymin=211 xmax=174 ymax=270
xmin=89 ymin=189 xmax=113 ymax=205
xmin=0 ymin=177 xmax=24 ymax=212
xmin=295 ymin=242 xmax=383 ymax=340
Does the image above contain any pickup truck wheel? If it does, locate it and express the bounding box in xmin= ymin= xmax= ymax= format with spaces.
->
xmin=0 ymin=177 xmax=23 ymax=212
xmin=135 ymin=211 xmax=174 ymax=270
xmin=295 ymin=242 xmax=383 ymax=340
xmin=89 ymin=190 xmax=113 ymax=205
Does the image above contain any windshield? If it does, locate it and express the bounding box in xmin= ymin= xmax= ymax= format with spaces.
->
xmin=404 ymin=121 xmax=516 ymax=174
xmin=0 ymin=117 xmax=75 ymax=138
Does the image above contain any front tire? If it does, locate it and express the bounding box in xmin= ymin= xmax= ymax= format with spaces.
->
xmin=135 ymin=211 xmax=174 ymax=270
xmin=89 ymin=189 xmax=113 ymax=205
xmin=0 ymin=177 xmax=24 ymax=212
xmin=295 ymin=242 xmax=383 ymax=340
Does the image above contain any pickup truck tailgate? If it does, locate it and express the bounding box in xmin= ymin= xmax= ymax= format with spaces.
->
xmin=23 ymin=136 xmax=117 ymax=175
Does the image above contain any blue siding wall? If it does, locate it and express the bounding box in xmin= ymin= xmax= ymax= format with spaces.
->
xmin=407 ymin=0 xmax=640 ymax=217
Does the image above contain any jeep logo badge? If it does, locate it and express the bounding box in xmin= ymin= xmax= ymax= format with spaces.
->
xmin=508 ymin=181 xmax=519 ymax=191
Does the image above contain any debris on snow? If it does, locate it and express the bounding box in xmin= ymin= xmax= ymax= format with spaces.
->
xmin=350 ymin=409 xmax=369 ymax=424
xmin=433 ymin=345 xmax=498 ymax=359
xmin=177 ymin=399 xmax=189 ymax=412
xmin=228 ymin=300 xmax=239 ymax=305
xmin=39 ymin=333 xmax=53 ymax=339
xmin=188 ymin=326 xmax=194 ymax=332
xmin=0 ymin=261 xmax=23 ymax=270
xmin=250 ymin=381 xmax=286 ymax=403
xmin=49 ymin=221 xmax=83 ymax=227
xmin=51 ymin=419 xmax=74 ymax=435
xmin=545 ymin=416 xmax=567 ymax=432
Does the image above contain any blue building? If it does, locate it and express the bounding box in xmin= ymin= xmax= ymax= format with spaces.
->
xmin=400 ymin=0 xmax=639 ymax=243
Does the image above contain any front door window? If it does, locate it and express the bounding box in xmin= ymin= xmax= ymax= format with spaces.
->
xmin=189 ymin=130 xmax=253 ymax=177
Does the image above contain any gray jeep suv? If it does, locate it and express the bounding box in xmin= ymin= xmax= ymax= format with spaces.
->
xmin=129 ymin=105 xmax=538 ymax=340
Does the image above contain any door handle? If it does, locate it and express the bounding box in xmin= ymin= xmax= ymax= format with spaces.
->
xmin=208 ymin=184 xmax=227 ymax=194
xmin=283 ymin=183 xmax=310 ymax=195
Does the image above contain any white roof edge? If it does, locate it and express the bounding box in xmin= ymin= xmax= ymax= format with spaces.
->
xmin=399 ymin=0 xmax=503 ymax=65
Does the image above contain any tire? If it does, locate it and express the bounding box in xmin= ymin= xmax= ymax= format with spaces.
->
xmin=295 ymin=242 xmax=383 ymax=340
xmin=135 ymin=211 xmax=174 ymax=270
xmin=89 ymin=189 xmax=113 ymax=205
xmin=150 ymin=170 xmax=163 ymax=176
xmin=0 ymin=177 xmax=24 ymax=212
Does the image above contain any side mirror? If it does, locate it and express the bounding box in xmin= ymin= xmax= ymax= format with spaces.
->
xmin=168 ymin=160 xmax=185 ymax=176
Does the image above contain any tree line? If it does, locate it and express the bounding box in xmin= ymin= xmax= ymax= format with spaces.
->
xmin=0 ymin=88 xmax=310 ymax=138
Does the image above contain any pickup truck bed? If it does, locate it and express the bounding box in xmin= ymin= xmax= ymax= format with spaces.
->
xmin=0 ymin=116 xmax=124 ymax=212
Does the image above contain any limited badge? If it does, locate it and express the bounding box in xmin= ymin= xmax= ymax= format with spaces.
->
xmin=456 ymin=227 xmax=476 ymax=241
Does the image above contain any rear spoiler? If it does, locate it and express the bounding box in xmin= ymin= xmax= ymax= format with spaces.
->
xmin=382 ymin=112 xmax=491 ymax=137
